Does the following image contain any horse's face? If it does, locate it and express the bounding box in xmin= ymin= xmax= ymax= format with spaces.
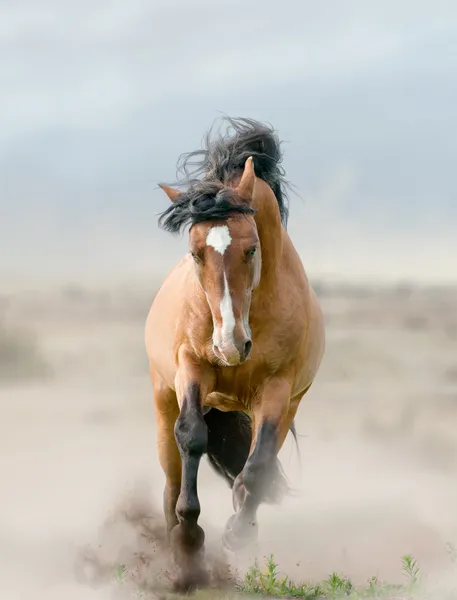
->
xmin=159 ymin=156 xmax=258 ymax=366
xmin=189 ymin=214 xmax=261 ymax=366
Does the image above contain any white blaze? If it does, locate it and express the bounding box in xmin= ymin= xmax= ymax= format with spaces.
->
xmin=205 ymin=225 xmax=232 ymax=255
xmin=205 ymin=225 xmax=236 ymax=347
xmin=219 ymin=272 xmax=236 ymax=343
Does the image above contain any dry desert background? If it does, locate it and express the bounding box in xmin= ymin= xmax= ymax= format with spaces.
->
xmin=1 ymin=277 xmax=457 ymax=598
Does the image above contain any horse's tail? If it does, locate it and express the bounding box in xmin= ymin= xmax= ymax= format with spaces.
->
xmin=204 ymin=408 xmax=295 ymax=504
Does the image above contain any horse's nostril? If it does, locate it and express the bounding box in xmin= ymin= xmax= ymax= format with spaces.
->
xmin=243 ymin=340 xmax=252 ymax=360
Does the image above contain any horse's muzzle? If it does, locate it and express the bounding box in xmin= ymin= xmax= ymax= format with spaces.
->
xmin=213 ymin=337 xmax=252 ymax=366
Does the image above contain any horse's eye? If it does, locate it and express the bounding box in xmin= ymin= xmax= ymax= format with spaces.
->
xmin=246 ymin=246 xmax=257 ymax=260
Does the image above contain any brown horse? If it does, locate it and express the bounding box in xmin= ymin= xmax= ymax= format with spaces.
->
xmin=145 ymin=117 xmax=325 ymax=591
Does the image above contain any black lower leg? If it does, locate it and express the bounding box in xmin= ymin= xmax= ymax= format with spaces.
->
xmin=172 ymin=382 xmax=208 ymax=555
xmin=242 ymin=420 xmax=278 ymax=510
xmin=223 ymin=420 xmax=278 ymax=550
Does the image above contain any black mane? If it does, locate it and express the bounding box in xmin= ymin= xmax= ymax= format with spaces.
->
xmin=158 ymin=117 xmax=291 ymax=234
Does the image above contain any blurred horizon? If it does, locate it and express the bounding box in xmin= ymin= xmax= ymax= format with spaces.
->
xmin=1 ymin=0 xmax=456 ymax=286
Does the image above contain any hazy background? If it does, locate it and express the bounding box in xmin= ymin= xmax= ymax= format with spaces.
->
xmin=1 ymin=0 xmax=456 ymax=284
xmin=1 ymin=2 xmax=457 ymax=599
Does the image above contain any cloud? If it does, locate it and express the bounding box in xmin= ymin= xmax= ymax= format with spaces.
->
xmin=1 ymin=0 xmax=456 ymax=283
xmin=2 ymin=0 xmax=456 ymax=141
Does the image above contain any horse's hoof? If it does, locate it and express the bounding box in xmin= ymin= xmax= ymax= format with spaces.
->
xmin=173 ymin=567 xmax=209 ymax=593
xmin=222 ymin=513 xmax=258 ymax=552
xmin=169 ymin=522 xmax=205 ymax=554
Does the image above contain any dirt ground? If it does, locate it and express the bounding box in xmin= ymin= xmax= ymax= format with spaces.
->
xmin=1 ymin=279 xmax=457 ymax=598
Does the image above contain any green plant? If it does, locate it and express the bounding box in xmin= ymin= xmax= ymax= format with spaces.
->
xmin=237 ymin=554 xmax=423 ymax=599
xmin=238 ymin=554 xmax=322 ymax=598
xmin=325 ymin=572 xmax=352 ymax=596
xmin=114 ymin=564 xmax=126 ymax=584
xmin=401 ymin=554 xmax=420 ymax=588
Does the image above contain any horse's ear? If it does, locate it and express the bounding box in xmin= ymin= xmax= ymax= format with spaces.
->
xmin=236 ymin=157 xmax=256 ymax=203
xmin=159 ymin=184 xmax=182 ymax=203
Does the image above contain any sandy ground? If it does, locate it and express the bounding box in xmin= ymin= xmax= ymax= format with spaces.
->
xmin=1 ymin=280 xmax=457 ymax=598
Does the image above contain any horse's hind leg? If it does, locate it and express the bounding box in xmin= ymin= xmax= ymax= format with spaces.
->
xmin=151 ymin=374 xmax=181 ymax=535
xmin=223 ymin=379 xmax=303 ymax=551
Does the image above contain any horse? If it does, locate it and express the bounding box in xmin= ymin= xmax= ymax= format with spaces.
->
xmin=145 ymin=117 xmax=325 ymax=591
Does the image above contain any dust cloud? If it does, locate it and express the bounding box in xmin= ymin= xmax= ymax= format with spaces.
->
xmin=1 ymin=279 xmax=457 ymax=598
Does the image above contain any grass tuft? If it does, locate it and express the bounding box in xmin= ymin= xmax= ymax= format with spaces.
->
xmin=114 ymin=563 xmax=126 ymax=584
xmin=401 ymin=554 xmax=420 ymax=588
xmin=238 ymin=554 xmax=323 ymax=598
xmin=236 ymin=555 xmax=423 ymax=599
xmin=113 ymin=553 xmax=437 ymax=599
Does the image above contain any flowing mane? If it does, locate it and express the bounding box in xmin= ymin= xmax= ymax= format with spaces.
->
xmin=158 ymin=117 xmax=291 ymax=234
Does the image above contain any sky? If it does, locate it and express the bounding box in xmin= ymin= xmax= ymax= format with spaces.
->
xmin=1 ymin=0 xmax=456 ymax=284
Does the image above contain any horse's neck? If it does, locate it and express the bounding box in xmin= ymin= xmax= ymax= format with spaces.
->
xmin=252 ymin=179 xmax=283 ymax=288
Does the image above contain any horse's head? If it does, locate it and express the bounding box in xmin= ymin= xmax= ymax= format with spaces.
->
xmin=160 ymin=158 xmax=260 ymax=366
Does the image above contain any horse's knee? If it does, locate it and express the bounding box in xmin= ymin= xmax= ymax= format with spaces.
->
xmin=174 ymin=413 xmax=207 ymax=457
xmin=243 ymin=455 xmax=270 ymax=491
xmin=242 ymin=452 xmax=277 ymax=504
xmin=174 ymin=387 xmax=208 ymax=457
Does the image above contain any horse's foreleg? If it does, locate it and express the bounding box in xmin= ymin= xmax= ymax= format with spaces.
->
xmin=223 ymin=378 xmax=301 ymax=551
xmin=170 ymin=352 xmax=214 ymax=591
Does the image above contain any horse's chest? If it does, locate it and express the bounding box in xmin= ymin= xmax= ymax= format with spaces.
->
xmin=204 ymin=367 xmax=260 ymax=410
